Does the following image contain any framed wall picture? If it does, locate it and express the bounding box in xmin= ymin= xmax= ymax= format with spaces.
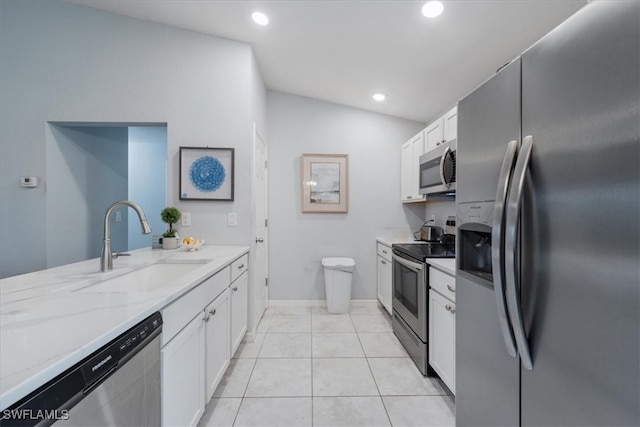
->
xmin=180 ymin=147 xmax=234 ymax=201
xmin=301 ymin=153 xmax=348 ymax=213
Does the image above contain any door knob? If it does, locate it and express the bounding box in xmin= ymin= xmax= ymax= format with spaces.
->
xmin=256 ymin=237 xmax=264 ymax=243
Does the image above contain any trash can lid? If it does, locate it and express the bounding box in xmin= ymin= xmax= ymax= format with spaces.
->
xmin=322 ymin=257 xmax=355 ymax=268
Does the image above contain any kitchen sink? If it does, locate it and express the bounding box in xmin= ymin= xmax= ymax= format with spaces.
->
xmin=70 ymin=259 xmax=213 ymax=293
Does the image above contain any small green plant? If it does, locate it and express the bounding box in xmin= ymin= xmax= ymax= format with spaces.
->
xmin=161 ymin=207 xmax=181 ymax=238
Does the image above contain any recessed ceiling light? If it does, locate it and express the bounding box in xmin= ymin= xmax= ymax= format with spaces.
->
xmin=252 ymin=11 xmax=269 ymax=26
xmin=422 ymin=1 xmax=444 ymax=18
xmin=373 ymin=93 xmax=386 ymax=102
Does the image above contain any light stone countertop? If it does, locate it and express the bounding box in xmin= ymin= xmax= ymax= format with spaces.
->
xmin=376 ymin=236 xmax=418 ymax=246
xmin=0 ymin=245 xmax=248 ymax=410
xmin=426 ymin=258 xmax=456 ymax=276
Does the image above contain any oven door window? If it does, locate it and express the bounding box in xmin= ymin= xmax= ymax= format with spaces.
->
xmin=394 ymin=260 xmax=419 ymax=317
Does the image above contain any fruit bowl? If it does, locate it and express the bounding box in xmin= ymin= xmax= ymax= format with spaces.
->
xmin=182 ymin=238 xmax=205 ymax=251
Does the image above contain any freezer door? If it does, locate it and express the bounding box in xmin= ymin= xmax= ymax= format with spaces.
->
xmin=520 ymin=1 xmax=639 ymax=425
xmin=456 ymin=55 xmax=522 ymax=427
xmin=456 ymin=58 xmax=521 ymax=204
xmin=456 ymin=275 xmax=519 ymax=427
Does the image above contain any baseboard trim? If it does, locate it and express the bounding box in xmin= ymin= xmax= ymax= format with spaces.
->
xmin=268 ymin=299 xmax=378 ymax=307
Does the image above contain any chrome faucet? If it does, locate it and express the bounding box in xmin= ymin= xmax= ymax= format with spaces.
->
xmin=101 ymin=200 xmax=152 ymax=272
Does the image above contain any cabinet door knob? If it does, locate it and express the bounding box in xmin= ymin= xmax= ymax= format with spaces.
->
xmin=381 ymin=260 xmax=387 ymax=265
xmin=203 ymin=314 xmax=210 ymax=322
xmin=447 ymin=285 xmax=455 ymax=293
xmin=209 ymin=309 xmax=216 ymax=316
xmin=382 ymin=250 xmax=388 ymax=254
xmin=256 ymin=237 xmax=264 ymax=243
xmin=237 ymin=264 xmax=245 ymax=269
xmin=233 ymin=286 xmax=238 ymax=292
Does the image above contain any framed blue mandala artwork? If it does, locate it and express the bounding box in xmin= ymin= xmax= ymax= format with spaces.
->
xmin=179 ymin=147 xmax=234 ymax=201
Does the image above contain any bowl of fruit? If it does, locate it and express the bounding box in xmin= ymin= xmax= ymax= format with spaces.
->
xmin=182 ymin=237 xmax=204 ymax=251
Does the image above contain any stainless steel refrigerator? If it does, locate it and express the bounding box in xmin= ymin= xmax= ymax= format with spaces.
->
xmin=455 ymin=2 xmax=639 ymax=426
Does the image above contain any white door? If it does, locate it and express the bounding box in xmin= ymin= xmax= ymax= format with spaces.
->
xmin=252 ymin=125 xmax=268 ymax=331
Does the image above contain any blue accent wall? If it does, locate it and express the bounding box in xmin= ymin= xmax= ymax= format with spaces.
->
xmin=128 ymin=126 xmax=167 ymax=249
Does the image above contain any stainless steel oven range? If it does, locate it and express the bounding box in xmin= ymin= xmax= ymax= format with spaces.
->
xmin=392 ymin=242 xmax=454 ymax=375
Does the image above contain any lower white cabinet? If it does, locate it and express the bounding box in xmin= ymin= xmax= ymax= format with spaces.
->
xmin=230 ymin=270 xmax=248 ymax=356
xmin=204 ymin=288 xmax=230 ymax=401
xmin=429 ymin=288 xmax=456 ymax=394
xmin=161 ymin=314 xmax=205 ymax=427
xmin=159 ymin=253 xmax=249 ymax=427
xmin=376 ymin=242 xmax=392 ymax=314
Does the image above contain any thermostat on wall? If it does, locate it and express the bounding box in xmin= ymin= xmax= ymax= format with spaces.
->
xmin=20 ymin=177 xmax=38 ymax=188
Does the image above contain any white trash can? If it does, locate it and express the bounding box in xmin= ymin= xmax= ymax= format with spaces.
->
xmin=322 ymin=257 xmax=355 ymax=314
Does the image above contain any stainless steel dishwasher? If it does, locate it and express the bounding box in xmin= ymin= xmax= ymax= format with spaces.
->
xmin=4 ymin=312 xmax=162 ymax=427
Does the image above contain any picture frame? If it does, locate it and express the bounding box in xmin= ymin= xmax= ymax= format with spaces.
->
xmin=179 ymin=147 xmax=234 ymax=201
xmin=301 ymin=153 xmax=348 ymax=213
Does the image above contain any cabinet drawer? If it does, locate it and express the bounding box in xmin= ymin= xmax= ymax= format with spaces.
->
xmin=231 ymin=254 xmax=248 ymax=283
xmin=376 ymin=243 xmax=392 ymax=261
xmin=430 ymin=267 xmax=455 ymax=302
xmin=162 ymin=267 xmax=230 ymax=347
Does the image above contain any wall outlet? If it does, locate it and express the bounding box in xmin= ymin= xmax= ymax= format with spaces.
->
xmin=228 ymin=212 xmax=237 ymax=227
xmin=430 ymin=214 xmax=436 ymax=222
xmin=115 ymin=211 xmax=122 ymax=222
xmin=181 ymin=212 xmax=191 ymax=227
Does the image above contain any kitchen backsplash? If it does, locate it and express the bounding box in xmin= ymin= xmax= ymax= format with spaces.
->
xmin=423 ymin=200 xmax=456 ymax=229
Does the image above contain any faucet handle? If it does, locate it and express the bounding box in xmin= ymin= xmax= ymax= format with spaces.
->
xmin=112 ymin=252 xmax=131 ymax=259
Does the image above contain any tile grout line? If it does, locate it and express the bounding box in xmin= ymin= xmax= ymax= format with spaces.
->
xmin=310 ymin=307 xmax=314 ymax=427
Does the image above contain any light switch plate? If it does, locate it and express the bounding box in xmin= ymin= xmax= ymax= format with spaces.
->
xmin=228 ymin=212 xmax=237 ymax=227
xmin=181 ymin=212 xmax=191 ymax=227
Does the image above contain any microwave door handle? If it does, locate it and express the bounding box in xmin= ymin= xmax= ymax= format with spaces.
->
xmin=505 ymin=135 xmax=534 ymax=371
xmin=491 ymin=140 xmax=519 ymax=358
xmin=392 ymin=254 xmax=423 ymax=272
xmin=439 ymin=146 xmax=451 ymax=187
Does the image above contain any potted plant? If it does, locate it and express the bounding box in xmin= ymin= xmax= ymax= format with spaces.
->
xmin=161 ymin=207 xmax=181 ymax=249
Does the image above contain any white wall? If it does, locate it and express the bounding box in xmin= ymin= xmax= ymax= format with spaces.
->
xmin=0 ymin=0 xmax=265 ymax=277
xmin=267 ymin=91 xmax=425 ymax=300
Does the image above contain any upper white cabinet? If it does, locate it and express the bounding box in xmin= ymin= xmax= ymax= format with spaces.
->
xmin=424 ymin=119 xmax=444 ymax=152
xmin=443 ymin=106 xmax=457 ymax=143
xmin=400 ymin=131 xmax=425 ymax=203
xmin=425 ymin=106 xmax=457 ymax=152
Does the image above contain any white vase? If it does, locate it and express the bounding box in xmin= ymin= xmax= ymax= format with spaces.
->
xmin=162 ymin=237 xmax=178 ymax=250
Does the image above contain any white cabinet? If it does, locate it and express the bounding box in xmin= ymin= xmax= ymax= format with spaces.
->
xmin=424 ymin=119 xmax=444 ymax=152
xmin=376 ymin=242 xmax=392 ymax=314
xmin=401 ymin=131 xmax=425 ymax=202
xmin=204 ymin=288 xmax=230 ymax=401
xmin=425 ymin=105 xmax=457 ymax=152
xmin=428 ymin=267 xmax=456 ymax=395
xmin=161 ymin=314 xmax=205 ymax=427
xmin=230 ymin=270 xmax=248 ymax=356
xmin=443 ymin=106 xmax=457 ymax=143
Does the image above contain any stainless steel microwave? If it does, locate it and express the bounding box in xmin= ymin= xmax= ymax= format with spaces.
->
xmin=419 ymin=140 xmax=456 ymax=196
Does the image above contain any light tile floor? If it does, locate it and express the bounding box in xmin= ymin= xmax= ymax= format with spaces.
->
xmin=198 ymin=301 xmax=455 ymax=427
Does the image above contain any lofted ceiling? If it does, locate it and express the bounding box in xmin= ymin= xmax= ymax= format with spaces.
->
xmin=68 ymin=0 xmax=588 ymax=123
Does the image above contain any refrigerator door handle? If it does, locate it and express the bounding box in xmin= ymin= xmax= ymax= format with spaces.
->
xmin=505 ymin=135 xmax=534 ymax=370
xmin=491 ymin=139 xmax=519 ymax=358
